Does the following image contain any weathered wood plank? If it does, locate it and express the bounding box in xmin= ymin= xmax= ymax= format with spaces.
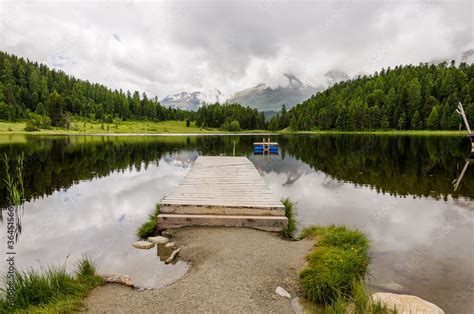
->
xmin=159 ymin=156 xmax=287 ymax=230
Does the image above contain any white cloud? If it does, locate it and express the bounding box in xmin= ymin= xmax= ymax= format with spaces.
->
xmin=0 ymin=0 xmax=472 ymax=100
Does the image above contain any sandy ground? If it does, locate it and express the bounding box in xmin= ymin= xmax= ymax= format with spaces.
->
xmin=83 ymin=227 xmax=314 ymax=313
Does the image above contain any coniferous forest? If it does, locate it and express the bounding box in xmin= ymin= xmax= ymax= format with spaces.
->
xmin=0 ymin=51 xmax=194 ymax=127
xmin=1 ymin=50 xmax=473 ymax=132
xmin=269 ymin=62 xmax=474 ymax=131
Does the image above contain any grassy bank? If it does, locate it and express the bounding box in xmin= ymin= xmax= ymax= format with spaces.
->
xmin=299 ymin=225 xmax=394 ymax=313
xmin=137 ymin=204 xmax=161 ymax=239
xmin=0 ymin=120 xmax=269 ymax=135
xmin=0 ymin=258 xmax=103 ymax=313
xmin=1 ymin=121 xmax=467 ymax=136
xmin=281 ymin=129 xmax=467 ymax=136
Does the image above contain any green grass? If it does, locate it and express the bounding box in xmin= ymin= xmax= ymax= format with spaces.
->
xmin=0 ymin=257 xmax=104 ymax=313
xmin=0 ymin=120 xmax=269 ymax=135
xmin=325 ymin=280 xmax=396 ymax=314
xmin=137 ymin=204 xmax=161 ymax=239
xmin=280 ymin=198 xmax=297 ymax=239
xmin=279 ymin=129 xmax=467 ymax=136
xmin=299 ymin=225 xmax=370 ymax=305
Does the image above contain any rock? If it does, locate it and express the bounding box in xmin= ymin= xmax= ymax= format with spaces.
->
xmin=132 ymin=240 xmax=155 ymax=249
xmin=100 ymin=274 xmax=134 ymax=287
xmin=275 ymin=286 xmax=291 ymax=298
xmin=165 ymin=242 xmax=175 ymax=248
xmin=147 ymin=236 xmax=169 ymax=244
xmin=371 ymin=293 xmax=444 ymax=314
xmin=165 ymin=246 xmax=181 ymax=264
xmin=161 ymin=229 xmax=175 ymax=237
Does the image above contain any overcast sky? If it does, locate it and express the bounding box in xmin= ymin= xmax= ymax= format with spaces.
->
xmin=0 ymin=0 xmax=472 ymax=101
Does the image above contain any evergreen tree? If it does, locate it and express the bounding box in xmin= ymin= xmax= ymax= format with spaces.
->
xmin=427 ymin=106 xmax=440 ymax=130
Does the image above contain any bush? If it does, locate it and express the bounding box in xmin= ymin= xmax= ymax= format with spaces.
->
xmin=221 ymin=120 xmax=241 ymax=132
xmin=299 ymin=225 xmax=370 ymax=305
xmin=24 ymin=113 xmax=52 ymax=131
xmin=280 ymin=198 xmax=297 ymax=239
xmin=137 ymin=204 xmax=161 ymax=239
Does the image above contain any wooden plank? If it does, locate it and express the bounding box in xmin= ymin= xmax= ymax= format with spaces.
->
xmin=157 ymin=214 xmax=288 ymax=232
xmin=160 ymin=156 xmax=285 ymax=215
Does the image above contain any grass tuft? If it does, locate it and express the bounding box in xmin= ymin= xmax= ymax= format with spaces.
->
xmin=280 ymin=198 xmax=297 ymax=239
xmin=137 ymin=204 xmax=160 ymax=239
xmin=0 ymin=257 xmax=103 ymax=313
xmin=299 ymin=225 xmax=370 ymax=305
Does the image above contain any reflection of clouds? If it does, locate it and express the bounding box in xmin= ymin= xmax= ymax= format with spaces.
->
xmin=259 ymin=156 xmax=473 ymax=312
xmin=0 ymin=157 xmax=189 ymax=288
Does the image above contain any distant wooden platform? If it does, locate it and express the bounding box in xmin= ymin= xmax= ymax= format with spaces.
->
xmin=158 ymin=156 xmax=287 ymax=231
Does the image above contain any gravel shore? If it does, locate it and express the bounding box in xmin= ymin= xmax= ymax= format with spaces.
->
xmin=83 ymin=227 xmax=313 ymax=313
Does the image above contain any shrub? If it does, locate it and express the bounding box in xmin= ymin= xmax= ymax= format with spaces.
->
xmin=280 ymin=198 xmax=297 ymax=239
xmin=299 ymin=225 xmax=370 ymax=305
xmin=24 ymin=113 xmax=52 ymax=132
xmin=137 ymin=204 xmax=161 ymax=239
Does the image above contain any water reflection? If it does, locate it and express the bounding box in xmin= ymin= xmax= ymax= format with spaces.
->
xmin=0 ymin=134 xmax=472 ymax=313
xmin=0 ymin=155 xmax=192 ymax=288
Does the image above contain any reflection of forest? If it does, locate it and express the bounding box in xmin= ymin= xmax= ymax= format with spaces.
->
xmin=0 ymin=134 xmax=472 ymax=210
xmin=278 ymin=135 xmax=473 ymax=200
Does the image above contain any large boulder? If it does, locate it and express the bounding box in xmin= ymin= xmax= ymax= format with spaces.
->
xmin=371 ymin=293 xmax=444 ymax=313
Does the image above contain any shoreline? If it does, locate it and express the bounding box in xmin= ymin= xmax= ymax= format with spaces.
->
xmin=0 ymin=121 xmax=468 ymax=137
xmin=83 ymin=227 xmax=314 ymax=313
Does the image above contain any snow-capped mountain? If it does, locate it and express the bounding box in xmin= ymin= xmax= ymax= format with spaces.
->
xmin=160 ymin=90 xmax=223 ymax=111
xmin=325 ymin=70 xmax=350 ymax=86
xmin=226 ymin=73 xmax=331 ymax=112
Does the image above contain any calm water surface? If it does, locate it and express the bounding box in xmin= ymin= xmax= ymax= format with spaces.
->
xmin=0 ymin=134 xmax=472 ymax=313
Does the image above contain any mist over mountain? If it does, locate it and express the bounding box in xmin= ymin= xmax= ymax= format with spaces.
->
xmin=226 ymin=74 xmax=322 ymax=112
xmin=160 ymin=90 xmax=223 ymax=111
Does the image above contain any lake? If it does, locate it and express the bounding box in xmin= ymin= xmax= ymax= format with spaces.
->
xmin=0 ymin=134 xmax=473 ymax=313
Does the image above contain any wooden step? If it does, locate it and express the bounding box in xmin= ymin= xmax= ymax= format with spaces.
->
xmin=157 ymin=214 xmax=288 ymax=232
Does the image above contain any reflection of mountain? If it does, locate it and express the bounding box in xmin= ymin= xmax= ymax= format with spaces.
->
xmin=250 ymin=154 xmax=313 ymax=185
xmin=227 ymin=74 xmax=323 ymax=112
xmin=163 ymin=151 xmax=198 ymax=168
xmin=1 ymin=134 xmax=472 ymax=211
xmin=277 ymin=135 xmax=474 ymax=200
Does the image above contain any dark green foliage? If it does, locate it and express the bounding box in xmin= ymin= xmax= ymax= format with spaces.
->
xmin=280 ymin=198 xmax=297 ymax=239
xmin=186 ymin=119 xmax=190 ymax=127
xmin=270 ymin=62 xmax=473 ymax=131
xmin=24 ymin=112 xmax=51 ymax=131
xmin=0 ymin=257 xmax=103 ymax=312
xmin=137 ymin=204 xmax=160 ymax=239
xmin=299 ymin=225 xmax=369 ymax=305
xmin=196 ymin=103 xmax=265 ymax=130
xmin=0 ymin=51 xmax=194 ymax=123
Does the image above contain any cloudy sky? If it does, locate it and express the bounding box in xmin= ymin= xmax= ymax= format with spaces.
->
xmin=0 ymin=0 xmax=472 ymax=101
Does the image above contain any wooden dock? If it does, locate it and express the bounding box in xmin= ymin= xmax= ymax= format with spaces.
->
xmin=158 ymin=156 xmax=287 ymax=231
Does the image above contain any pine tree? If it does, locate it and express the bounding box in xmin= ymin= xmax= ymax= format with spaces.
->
xmin=47 ymin=91 xmax=64 ymax=126
xmin=427 ymin=106 xmax=440 ymax=130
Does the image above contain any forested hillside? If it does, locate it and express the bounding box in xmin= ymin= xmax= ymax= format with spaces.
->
xmin=0 ymin=51 xmax=192 ymax=127
xmin=196 ymin=103 xmax=265 ymax=131
xmin=269 ymin=62 xmax=474 ymax=131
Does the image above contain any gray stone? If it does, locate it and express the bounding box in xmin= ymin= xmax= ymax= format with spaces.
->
xmin=147 ymin=236 xmax=169 ymax=244
xmin=132 ymin=240 xmax=155 ymax=249
xmin=165 ymin=247 xmax=181 ymax=264
xmin=100 ymin=274 xmax=134 ymax=287
xmin=371 ymin=293 xmax=444 ymax=314
xmin=275 ymin=286 xmax=291 ymax=298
